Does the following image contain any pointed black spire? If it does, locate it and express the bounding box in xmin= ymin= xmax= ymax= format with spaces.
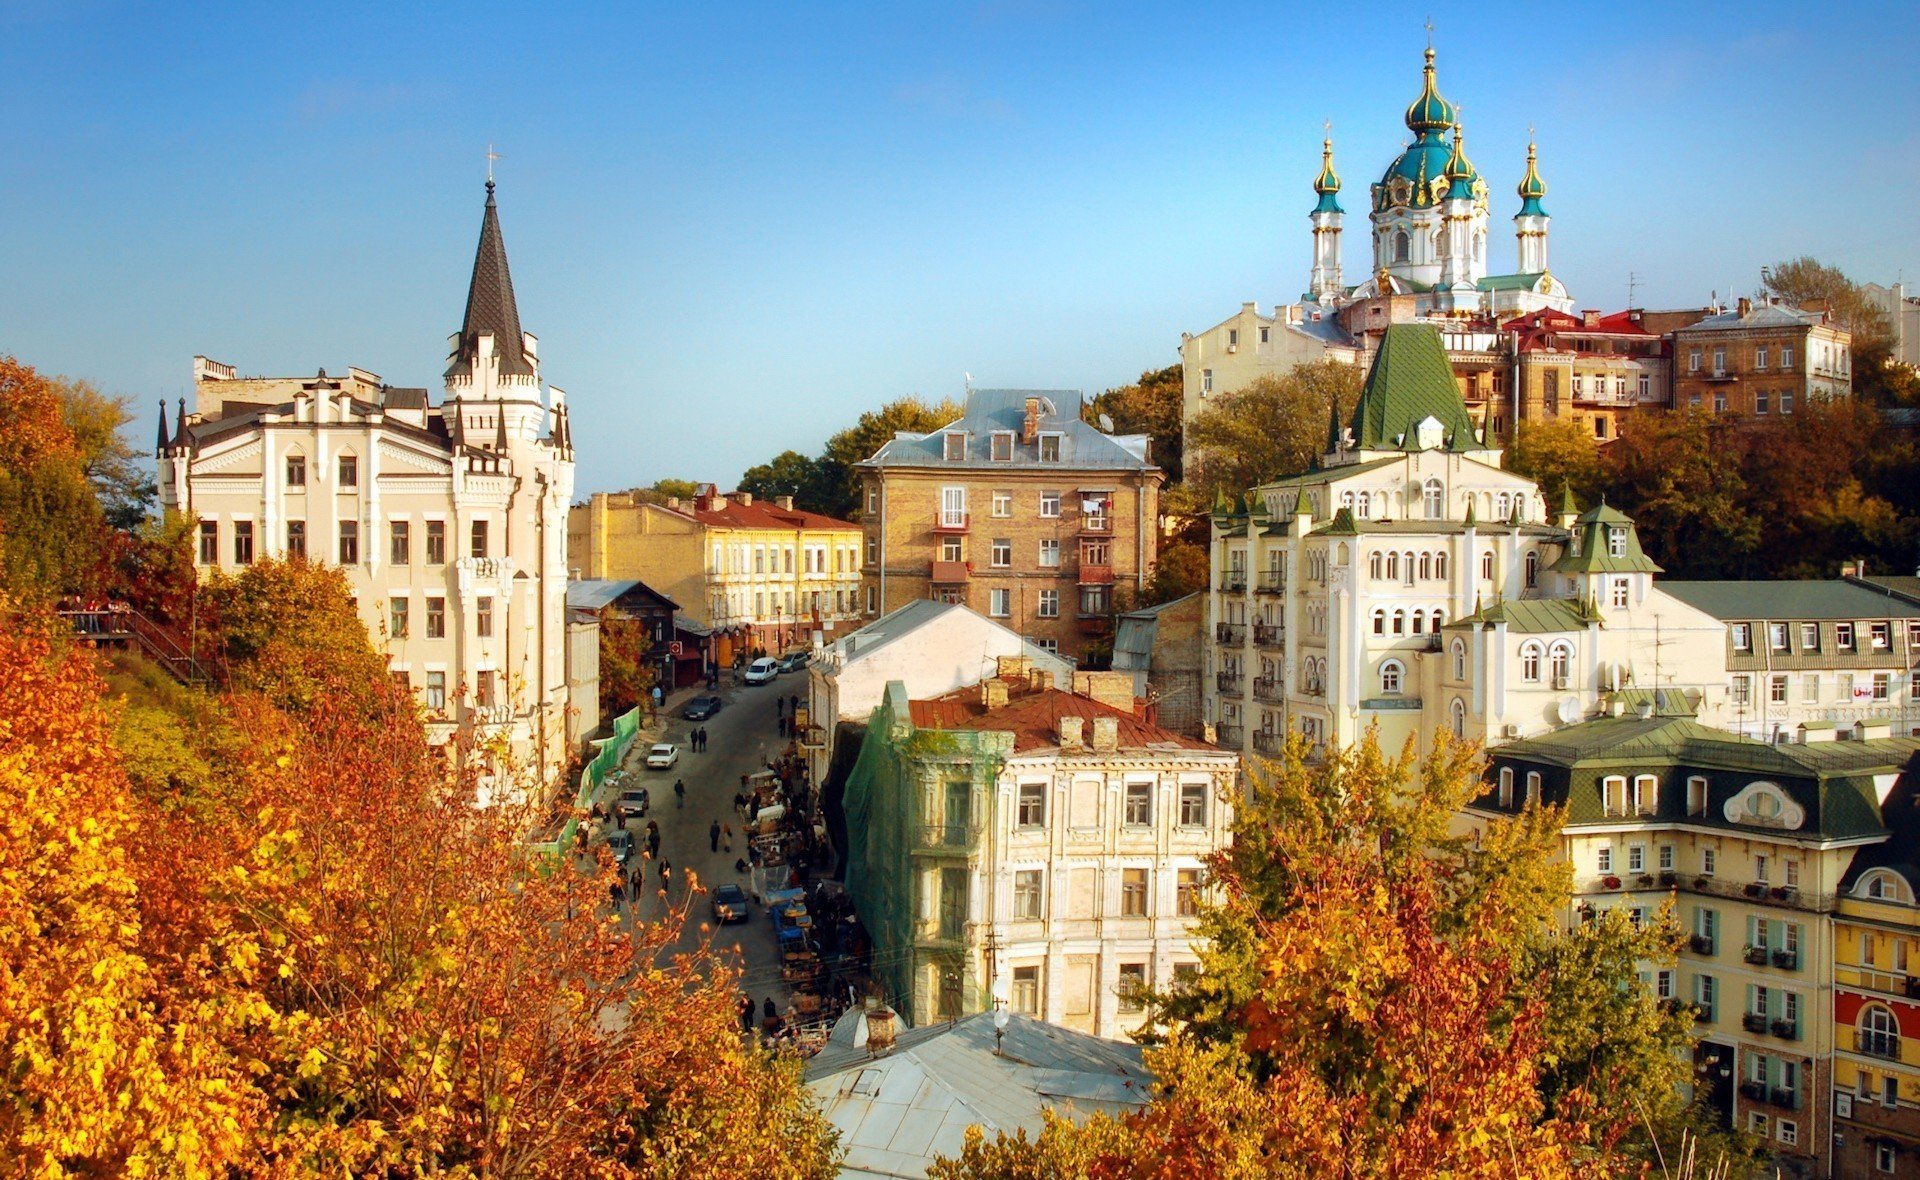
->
xmin=172 ymin=398 xmax=189 ymax=450
xmin=495 ymin=408 xmax=508 ymax=451
xmin=155 ymin=401 xmax=170 ymax=456
xmin=447 ymin=180 xmax=533 ymax=380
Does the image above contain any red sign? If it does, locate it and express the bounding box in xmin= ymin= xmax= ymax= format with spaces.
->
xmin=668 ymin=641 xmax=683 ymax=656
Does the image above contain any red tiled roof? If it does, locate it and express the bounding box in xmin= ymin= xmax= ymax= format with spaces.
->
xmin=1504 ymin=308 xmax=1654 ymax=353
xmin=909 ymin=687 xmax=1212 ymax=753
xmin=670 ymin=492 xmax=858 ymax=532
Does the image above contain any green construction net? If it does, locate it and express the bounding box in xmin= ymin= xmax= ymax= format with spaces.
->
xmin=529 ymin=705 xmax=643 ymax=857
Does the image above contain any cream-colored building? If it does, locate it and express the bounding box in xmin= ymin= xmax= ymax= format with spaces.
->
xmin=158 ymin=181 xmax=576 ymax=793
xmin=568 ymin=487 xmax=862 ymax=666
xmin=843 ymin=670 xmax=1237 ymax=1038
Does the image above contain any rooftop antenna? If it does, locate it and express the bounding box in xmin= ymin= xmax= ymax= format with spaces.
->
xmin=1627 ymin=270 xmax=1639 ymax=308
xmin=964 ymin=371 xmax=974 ymax=394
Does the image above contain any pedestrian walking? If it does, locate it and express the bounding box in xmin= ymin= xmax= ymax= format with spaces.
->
xmin=660 ymin=857 xmax=672 ymax=883
xmin=776 ymin=697 xmax=784 ymax=720
xmin=674 ymin=779 xmax=685 ymax=807
xmin=763 ymin=996 xmax=777 ymax=1021
xmin=723 ymin=822 xmax=733 ymax=852
xmin=777 ymin=715 xmax=787 ymax=738
xmin=709 ymin=820 xmax=721 ymax=853
xmin=701 ymin=726 xmax=709 ymax=751
xmin=739 ymin=994 xmax=755 ymax=1033
xmin=609 ymin=879 xmax=624 ymax=907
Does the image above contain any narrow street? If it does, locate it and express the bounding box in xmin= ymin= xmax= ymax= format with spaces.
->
xmin=596 ymin=670 xmax=810 ymax=1018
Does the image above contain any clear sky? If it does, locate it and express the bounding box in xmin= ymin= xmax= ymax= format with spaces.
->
xmin=3 ymin=1 xmax=1915 ymax=496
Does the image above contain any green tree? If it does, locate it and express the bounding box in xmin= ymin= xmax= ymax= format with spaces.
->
xmin=1180 ymin=361 xmax=1362 ymax=513
xmin=738 ymin=449 xmax=836 ymax=513
xmin=1133 ymin=540 xmax=1208 ymax=608
xmin=0 ymin=357 xmax=105 ymax=601
xmin=1761 ymin=256 xmax=1910 ymax=404
xmin=816 ymin=395 xmax=965 ymax=519
xmin=1084 ymin=364 xmax=1183 ymax=483
xmin=52 ymin=377 xmax=154 ymax=530
xmin=1504 ymin=418 xmax=1604 ymax=509
xmin=1601 ymin=409 xmax=1758 ymax=576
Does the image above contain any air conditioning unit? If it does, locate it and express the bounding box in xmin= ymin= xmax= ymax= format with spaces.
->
xmin=1502 ymin=723 xmax=1521 ymax=739
xmin=1552 ymin=674 xmax=1571 ymax=690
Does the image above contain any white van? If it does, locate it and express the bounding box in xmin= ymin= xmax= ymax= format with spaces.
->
xmin=743 ymin=657 xmax=780 ymax=685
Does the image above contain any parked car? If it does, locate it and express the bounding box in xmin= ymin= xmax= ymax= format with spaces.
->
xmin=776 ymin=651 xmax=810 ymax=674
xmin=682 ymin=694 xmax=724 ymax=721
xmin=615 ymin=788 xmax=649 ymax=818
xmin=644 ymin=742 xmax=679 ymax=769
xmin=743 ymin=657 xmax=780 ymax=685
xmin=606 ymin=830 xmax=634 ymax=865
xmin=710 ymin=883 xmax=750 ymax=924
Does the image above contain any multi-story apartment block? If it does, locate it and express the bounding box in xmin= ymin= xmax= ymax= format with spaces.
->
xmin=158 ymin=181 xmax=576 ymax=790
xmin=1505 ymin=307 xmax=1672 ymax=441
xmin=1659 ymin=582 xmax=1920 ymax=742
xmin=568 ymin=487 xmax=862 ymax=666
xmin=1471 ymin=715 xmax=1920 ymax=1178
xmin=855 ymin=389 xmax=1163 ymax=663
xmin=842 ymin=669 xmax=1237 ymax=1038
xmin=1833 ymin=843 xmax=1920 ymax=1178
xmin=1203 ymin=322 xmax=1729 ymax=758
xmin=1671 ymin=298 xmax=1852 ymax=417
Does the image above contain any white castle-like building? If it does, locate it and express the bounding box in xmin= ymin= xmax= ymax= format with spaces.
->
xmin=157 ymin=180 xmax=577 ymax=794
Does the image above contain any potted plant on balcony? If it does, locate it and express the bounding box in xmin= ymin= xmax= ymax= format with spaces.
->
xmin=1772 ymin=949 xmax=1797 ymax=969
xmin=1602 ymin=875 xmax=1622 ymax=890
xmin=1743 ymin=946 xmax=1770 ymax=965
xmin=1689 ymin=934 xmax=1714 ymax=955
xmin=1739 ymin=1080 xmax=1767 ymax=1102
xmin=1771 ymin=1019 xmax=1797 ymax=1039
xmin=1659 ymin=871 xmax=1678 ymax=888
xmin=1694 ymin=875 xmax=1712 ymax=890
xmin=1741 ymin=1012 xmax=1768 ymax=1033
xmin=1770 ymin=885 xmax=1796 ymax=901
xmin=1743 ymin=882 xmax=1766 ymax=898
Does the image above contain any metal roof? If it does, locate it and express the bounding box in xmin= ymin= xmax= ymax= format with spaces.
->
xmin=564 ymin=578 xmax=681 ymax=612
xmin=859 ymin=389 xmax=1157 ymax=472
xmin=1661 ymin=580 xmax=1920 ymax=622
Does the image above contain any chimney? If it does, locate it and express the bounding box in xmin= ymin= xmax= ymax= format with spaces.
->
xmin=667 ymin=496 xmax=682 ymax=511
xmin=1073 ymin=671 xmax=1139 ymax=713
xmin=1090 ymin=716 xmax=1120 ymax=753
xmin=776 ymin=495 xmax=794 ymax=511
xmin=1057 ymin=715 xmax=1085 ymax=751
xmin=1737 ymin=296 xmax=1752 ymax=318
xmin=995 ymin=654 xmax=1029 ymax=681
xmin=735 ymin=491 xmax=754 ymax=506
xmin=1022 ymin=396 xmax=1041 ymax=445
xmin=1582 ymin=309 xmax=1602 ymax=327
xmin=980 ymin=678 xmax=1009 ymax=709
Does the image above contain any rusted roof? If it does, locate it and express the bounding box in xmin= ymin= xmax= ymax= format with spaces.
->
xmin=909 ymin=686 xmax=1212 ymax=753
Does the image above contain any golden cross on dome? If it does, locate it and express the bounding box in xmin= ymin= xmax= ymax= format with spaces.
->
xmin=486 ymin=142 xmax=502 ymax=184
xmin=1425 ymin=16 xmax=1434 ymax=48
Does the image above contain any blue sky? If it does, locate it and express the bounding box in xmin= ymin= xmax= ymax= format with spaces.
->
xmin=3 ymin=1 xmax=1915 ymax=495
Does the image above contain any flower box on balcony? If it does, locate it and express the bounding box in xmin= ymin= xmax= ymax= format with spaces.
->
xmin=1741 ymin=1013 xmax=1768 ymax=1034
xmin=1689 ymin=934 xmax=1715 ymax=955
xmin=1743 ymin=882 xmax=1766 ymax=898
xmin=1771 ymin=1020 xmax=1798 ymax=1040
xmin=1771 ymin=950 xmax=1798 ymax=970
xmin=1635 ymin=874 xmax=1656 ymax=889
xmin=1659 ymin=872 xmax=1678 ymax=888
xmin=1743 ymin=946 xmax=1770 ymax=966
xmin=1602 ymin=875 xmax=1622 ymax=890
xmin=1739 ymin=1081 xmax=1767 ymax=1102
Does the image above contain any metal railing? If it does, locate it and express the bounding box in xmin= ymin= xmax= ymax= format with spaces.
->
xmin=1253 ymin=624 xmax=1284 ymax=648
xmin=1256 ymin=573 xmax=1286 ymax=595
xmin=59 ymin=605 xmax=219 ymax=686
xmin=1216 ymin=672 xmax=1243 ymax=694
xmin=1253 ymin=676 xmax=1283 ymax=702
xmin=1215 ymin=623 xmax=1245 ymax=644
xmin=916 ymin=823 xmax=979 ymax=850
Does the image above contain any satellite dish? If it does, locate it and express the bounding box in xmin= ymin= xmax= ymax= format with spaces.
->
xmin=1557 ymin=696 xmax=1583 ymax=725
xmin=1098 ymin=412 xmax=1115 ymax=433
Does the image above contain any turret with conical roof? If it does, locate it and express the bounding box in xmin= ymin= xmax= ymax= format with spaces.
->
xmin=1516 ymin=139 xmax=1548 ymax=217
xmin=447 ymin=180 xmax=536 ymax=385
xmin=1312 ymin=135 xmax=1343 ymax=215
xmin=1342 ymin=324 xmax=1486 ymax=456
xmin=1443 ymin=122 xmax=1478 ymax=202
xmin=1404 ymin=46 xmax=1455 ymax=135
xmin=1308 ymin=130 xmax=1346 ymax=302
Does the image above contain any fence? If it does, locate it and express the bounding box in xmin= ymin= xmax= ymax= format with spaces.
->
xmin=528 ymin=706 xmax=643 ymax=857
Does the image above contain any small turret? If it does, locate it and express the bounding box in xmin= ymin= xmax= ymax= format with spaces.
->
xmin=1312 ymin=134 xmax=1343 ymax=215
xmin=1514 ymin=137 xmax=1551 ymax=274
xmin=154 ymin=401 xmax=170 ymax=457
xmin=1443 ymin=122 xmax=1477 ymax=202
xmin=1308 ymin=128 xmax=1345 ymax=302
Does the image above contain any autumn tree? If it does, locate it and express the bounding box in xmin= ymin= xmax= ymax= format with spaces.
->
xmin=0 ymin=357 xmax=105 ymax=601
xmin=51 ymin=376 xmax=154 ymax=530
xmin=1180 ymin=360 xmax=1363 ymax=514
xmin=1600 ymin=408 xmax=1758 ymax=576
xmin=599 ymin=612 xmax=661 ymax=717
xmin=1504 ymin=418 xmax=1604 ymax=509
xmin=1128 ymin=540 xmax=1208 ymax=608
xmin=738 ymin=449 xmax=835 ymax=512
xmin=1084 ymin=364 xmax=1183 ymax=483
xmin=816 ymin=395 xmax=965 ymax=519
xmin=200 ymin=556 xmax=400 ymax=719
xmin=934 ymin=731 xmax=1743 ymax=1178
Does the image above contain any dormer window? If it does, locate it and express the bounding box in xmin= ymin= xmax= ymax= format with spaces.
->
xmin=1038 ymin=433 xmax=1061 ymax=463
xmin=944 ymin=432 xmax=967 ymax=461
xmin=1607 ymin=526 xmax=1626 ymax=558
xmin=990 ymin=431 xmax=1014 ymax=462
xmin=1731 ymin=623 xmax=1752 ymax=652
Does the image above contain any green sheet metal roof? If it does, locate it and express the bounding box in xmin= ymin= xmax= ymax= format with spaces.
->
xmin=1477 ymin=272 xmax=1550 ymax=293
xmin=1660 ymin=579 xmax=1920 ymax=621
xmin=1348 ymin=324 xmax=1480 ymax=452
xmin=1446 ymin=596 xmax=1597 ymax=633
xmin=1550 ymin=502 xmax=1663 ymax=574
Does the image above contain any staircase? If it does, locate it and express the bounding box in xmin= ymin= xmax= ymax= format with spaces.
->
xmin=60 ymin=605 xmax=219 ymax=686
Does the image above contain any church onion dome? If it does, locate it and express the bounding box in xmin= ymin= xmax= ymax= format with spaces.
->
xmin=1516 ymin=139 xmax=1549 ymax=218
xmin=1403 ymin=47 xmax=1456 ymax=135
xmin=1443 ymin=123 xmax=1477 ymax=201
xmin=1312 ymin=136 xmax=1343 ymax=214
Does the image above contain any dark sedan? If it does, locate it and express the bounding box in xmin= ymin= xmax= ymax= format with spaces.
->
xmin=710 ymin=883 xmax=750 ymax=924
xmin=682 ymin=695 xmax=724 ymax=721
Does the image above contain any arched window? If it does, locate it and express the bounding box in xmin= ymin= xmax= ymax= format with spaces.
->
xmin=1341 ymin=490 xmax=1355 ymax=510
xmin=1861 ymin=1005 xmax=1901 ymax=1058
xmin=1357 ymin=491 xmax=1371 ymax=517
xmin=1435 ymin=225 xmax=1450 ymax=258
xmin=1431 ymin=609 xmax=1444 ymax=628
xmin=1524 ymin=550 xmax=1539 ymax=589
xmin=1369 ymin=552 xmax=1382 ymax=579
xmin=1410 ymin=611 xmax=1424 ymax=635
xmin=1525 ymin=771 xmax=1541 ymax=805
xmin=1451 ymin=639 xmax=1467 ymax=681
xmin=1380 ymin=659 xmax=1405 ymax=695
xmin=1497 ymin=767 xmax=1514 ymax=807
xmin=1549 ymin=642 xmax=1573 ymax=684
xmin=1435 ymin=552 xmax=1448 ymax=580
xmin=1372 ymin=609 xmax=1386 ymax=636
xmin=1418 ymin=553 xmax=1432 ymax=580
xmin=1450 ymin=698 xmax=1467 ymax=739
xmin=1403 ymin=552 xmax=1417 ymax=585
xmin=1423 ymin=478 xmax=1444 ymax=519
xmin=1480 ymin=551 xmax=1495 ymax=582
xmin=1384 ymin=552 xmax=1398 ymax=580
xmin=1521 ymin=642 xmax=1542 ymax=682
xmin=1495 ymin=492 xmax=1511 ymax=519
xmin=1863 ymin=871 xmax=1913 ymax=903
xmin=1391 ymin=610 xmax=1406 ymax=636
xmin=1393 ymin=230 xmax=1411 ymax=263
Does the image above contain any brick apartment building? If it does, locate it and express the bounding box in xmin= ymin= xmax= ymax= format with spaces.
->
xmin=1671 ymin=297 xmax=1852 ymax=419
xmin=855 ymin=389 xmax=1163 ymax=663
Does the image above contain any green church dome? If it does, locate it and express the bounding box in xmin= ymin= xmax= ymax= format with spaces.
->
xmin=1403 ymin=47 xmax=1455 ymax=134
xmin=1312 ymin=135 xmax=1343 ymax=215
xmin=1515 ymin=139 xmax=1548 ymax=218
xmin=1376 ymin=49 xmax=1471 ymax=211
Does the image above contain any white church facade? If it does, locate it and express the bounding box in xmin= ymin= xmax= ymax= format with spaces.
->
xmin=157 ymin=180 xmax=578 ymax=796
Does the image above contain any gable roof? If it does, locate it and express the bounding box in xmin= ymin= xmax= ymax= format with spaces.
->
xmin=1347 ymin=324 xmax=1481 ymax=452
xmin=1550 ymin=502 xmax=1663 ymax=575
xmin=858 ymin=389 xmax=1157 ymax=472
xmin=1661 ymin=580 xmax=1920 ymax=622
xmin=1446 ymin=596 xmax=1598 ymax=634
xmin=909 ymin=686 xmax=1214 ymax=754
xmin=825 ymin=600 xmax=1067 ymax=672
xmin=565 ymin=579 xmax=681 ymax=613
xmin=1679 ymin=302 xmax=1830 ymax=333
xmin=679 ymin=491 xmax=858 ymax=532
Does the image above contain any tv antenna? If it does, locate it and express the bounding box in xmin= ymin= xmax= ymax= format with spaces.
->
xmin=1627 ymin=271 xmax=1638 ymax=308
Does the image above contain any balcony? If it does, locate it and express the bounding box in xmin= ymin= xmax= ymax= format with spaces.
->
xmin=1253 ymin=623 xmax=1285 ymax=649
xmin=1772 ymin=949 xmax=1800 ymax=971
xmin=930 ymin=560 xmax=971 ymax=584
xmin=1218 ymin=573 xmax=1247 ymax=593
xmin=1850 ymin=1028 xmax=1906 ymax=1063
xmin=1215 ymin=623 xmax=1245 ymax=645
xmin=1253 ymin=676 xmax=1284 ymax=703
xmin=1077 ymin=615 xmax=1112 ymax=636
xmin=1741 ymin=1012 xmax=1769 ymax=1034
xmin=1252 ymin=730 xmax=1283 ymax=755
xmin=915 ymin=823 xmax=979 ymax=851
xmin=1215 ymin=724 xmax=1243 ymax=747
xmin=1216 ymin=672 xmax=1243 ymax=695
xmin=1079 ymin=513 xmax=1112 ymax=536
xmin=1771 ymin=1019 xmax=1800 ymax=1041
xmin=1771 ymin=1088 xmax=1798 ymax=1111
xmin=1703 ymin=368 xmax=1737 ymax=383
xmin=1077 ymin=563 xmax=1115 ymax=585
xmin=1743 ymin=946 xmax=1770 ymax=966
xmin=1689 ymin=934 xmax=1716 ymax=956
xmin=1256 ymin=573 xmax=1287 ymax=595
xmin=1739 ymin=1080 xmax=1767 ymax=1102
xmin=932 ymin=512 xmax=970 ymax=535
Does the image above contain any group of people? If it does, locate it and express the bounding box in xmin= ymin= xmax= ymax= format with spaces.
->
xmin=688 ymin=726 xmax=710 ymax=752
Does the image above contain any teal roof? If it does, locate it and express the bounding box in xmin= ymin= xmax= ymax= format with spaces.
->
xmin=1442 ymin=123 xmax=1478 ymax=202
xmin=1446 ymin=596 xmax=1597 ymax=634
xmin=1515 ymin=140 xmax=1548 ymax=218
xmin=1549 ymin=501 xmax=1662 ymax=575
xmin=1312 ymin=137 xmax=1343 ymax=215
xmin=1660 ymin=580 xmax=1920 ymax=622
xmin=1403 ymin=47 xmax=1455 ymax=134
xmin=1347 ymin=324 xmax=1481 ymax=452
xmin=1477 ymin=272 xmax=1550 ymax=293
